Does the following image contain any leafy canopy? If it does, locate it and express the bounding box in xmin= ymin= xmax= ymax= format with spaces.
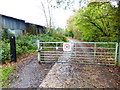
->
xmin=66 ymin=2 xmax=118 ymax=42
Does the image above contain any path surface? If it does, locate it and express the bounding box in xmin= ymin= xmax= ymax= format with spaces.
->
xmin=10 ymin=57 xmax=55 ymax=88
xmin=39 ymin=38 xmax=120 ymax=88
xmin=9 ymin=38 xmax=120 ymax=88
xmin=39 ymin=39 xmax=75 ymax=88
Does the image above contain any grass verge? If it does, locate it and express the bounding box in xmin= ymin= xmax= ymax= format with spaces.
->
xmin=0 ymin=66 xmax=13 ymax=88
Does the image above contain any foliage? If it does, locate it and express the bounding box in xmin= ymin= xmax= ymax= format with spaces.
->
xmin=1 ymin=40 xmax=10 ymax=63
xmin=1 ymin=32 xmax=68 ymax=63
xmin=55 ymin=0 xmax=89 ymax=9
xmin=48 ymin=28 xmax=68 ymax=42
xmin=0 ymin=27 xmax=68 ymax=88
xmin=0 ymin=66 xmax=13 ymax=88
xmin=1 ymin=28 xmax=15 ymax=40
xmin=66 ymin=2 xmax=118 ymax=42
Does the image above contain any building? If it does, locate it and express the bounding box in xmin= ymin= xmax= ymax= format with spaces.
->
xmin=0 ymin=14 xmax=46 ymax=37
xmin=25 ymin=23 xmax=46 ymax=35
xmin=0 ymin=14 xmax=26 ymax=37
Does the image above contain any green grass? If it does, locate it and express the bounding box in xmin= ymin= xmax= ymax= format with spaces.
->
xmin=0 ymin=66 xmax=13 ymax=88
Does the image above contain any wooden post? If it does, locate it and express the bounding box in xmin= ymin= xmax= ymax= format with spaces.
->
xmin=10 ymin=36 xmax=17 ymax=62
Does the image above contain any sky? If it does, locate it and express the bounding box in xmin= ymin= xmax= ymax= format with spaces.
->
xmin=0 ymin=0 xmax=75 ymax=28
xmin=0 ymin=0 xmax=118 ymax=28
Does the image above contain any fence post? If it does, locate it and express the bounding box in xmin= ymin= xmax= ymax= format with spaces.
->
xmin=94 ymin=43 xmax=96 ymax=63
xmin=10 ymin=36 xmax=17 ymax=62
xmin=37 ymin=40 xmax=41 ymax=62
xmin=75 ymin=42 xmax=76 ymax=59
xmin=118 ymin=42 xmax=120 ymax=66
xmin=115 ymin=43 xmax=118 ymax=65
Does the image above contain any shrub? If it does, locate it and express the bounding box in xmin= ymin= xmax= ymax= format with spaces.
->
xmin=2 ymin=28 xmax=14 ymax=40
xmin=1 ymin=41 xmax=10 ymax=64
xmin=1 ymin=33 xmax=68 ymax=63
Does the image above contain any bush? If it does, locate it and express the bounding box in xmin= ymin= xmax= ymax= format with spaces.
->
xmin=1 ymin=41 xmax=10 ymax=64
xmin=2 ymin=28 xmax=15 ymax=40
xmin=1 ymin=33 xmax=68 ymax=63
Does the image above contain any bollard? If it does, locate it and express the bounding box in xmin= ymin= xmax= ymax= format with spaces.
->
xmin=10 ymin=36 xmax=17 ymax=62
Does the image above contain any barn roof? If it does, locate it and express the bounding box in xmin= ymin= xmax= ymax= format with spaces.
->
xmin=0 ymin=14 xmax=25 ymax=22
xmin=0 ymin=14 xmax=46 ymax=27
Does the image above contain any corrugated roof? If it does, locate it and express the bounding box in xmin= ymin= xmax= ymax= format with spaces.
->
xmin=0 ymin=14 xmax=25 ymax=22
xmin=0 ymin=14 xmax=46 ymax=27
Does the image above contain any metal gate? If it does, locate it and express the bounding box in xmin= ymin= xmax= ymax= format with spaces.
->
xmin=37 ymin=40 xmax=118 ymax=66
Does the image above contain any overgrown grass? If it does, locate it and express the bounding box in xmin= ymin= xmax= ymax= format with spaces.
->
xmin=0 ymin=66 xmax=13 ymax=88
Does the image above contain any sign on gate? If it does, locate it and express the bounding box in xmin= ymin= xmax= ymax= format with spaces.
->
xmin=63 ymin=43 xmax=71 ymax=51
xmin=37 ymin=41 xmax=118 ymax=66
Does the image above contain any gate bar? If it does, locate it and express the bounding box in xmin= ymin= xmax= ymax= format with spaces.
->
xmin=37 ymin=41 xmax=117 ymax=66
xmin=39 ymin=42 xmax=117 ymax=44
xmin=37 ymin=40 xmax=41 ymax=62
xmin=115 ymin=43 xmax=118 ymax=65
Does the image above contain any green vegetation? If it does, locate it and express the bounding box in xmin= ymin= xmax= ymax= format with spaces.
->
xmin=0 ymin=26 xmax=67 ymax=88
xmin=1 ymin=28 xmax=15 ymax=40
xmin=0 ymin=66 xmax=13 ymax=88
xmin=0 ymin=27 xmax=67 ymax=87
xmin=65 ymin=2 xmax=119 ymax=42
xmin=1 ymin=28 xmax=67 ymax=64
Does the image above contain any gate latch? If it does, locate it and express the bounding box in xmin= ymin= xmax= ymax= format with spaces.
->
xmin=37 ymin=49 xmax=41 ymax=52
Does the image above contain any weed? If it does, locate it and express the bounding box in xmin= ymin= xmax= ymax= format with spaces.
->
xmin=0 ymin=66 xmax=13 ymax=88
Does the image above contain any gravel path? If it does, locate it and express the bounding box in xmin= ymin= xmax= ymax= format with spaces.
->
xmin=40 ymin=63 xmax=120 ymax=88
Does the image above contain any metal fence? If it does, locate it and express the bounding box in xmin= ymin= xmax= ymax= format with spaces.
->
xmin=37 ymin=40 xmax=118 ymax=66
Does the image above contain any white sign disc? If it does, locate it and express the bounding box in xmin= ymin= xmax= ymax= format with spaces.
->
xmin=63 ymin=43 xmax=71 ymax=51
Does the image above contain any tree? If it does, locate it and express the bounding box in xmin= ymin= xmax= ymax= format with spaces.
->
xmin=55 ymin=0 xmax=89 ymax=9
xmin=39 ymin=0 xmax=90 ymax=32
xmin=66 ymin=2 xmax=118 ymax=42
xmin=40 ymin=0 xmax=53 ymax=33
xmin=66 ymin=16 xmax=82 ymax=39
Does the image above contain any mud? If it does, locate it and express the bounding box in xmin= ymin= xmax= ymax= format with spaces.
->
xmin=9 ymin=57 xmax=54 ymax=88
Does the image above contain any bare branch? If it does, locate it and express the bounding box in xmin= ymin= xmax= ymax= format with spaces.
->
xmin=40 ymin=1 xmax=49 ymax=28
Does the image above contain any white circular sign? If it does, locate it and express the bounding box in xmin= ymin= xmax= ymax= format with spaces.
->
xmin=63 ymin=43 xmax=71 ymax=51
